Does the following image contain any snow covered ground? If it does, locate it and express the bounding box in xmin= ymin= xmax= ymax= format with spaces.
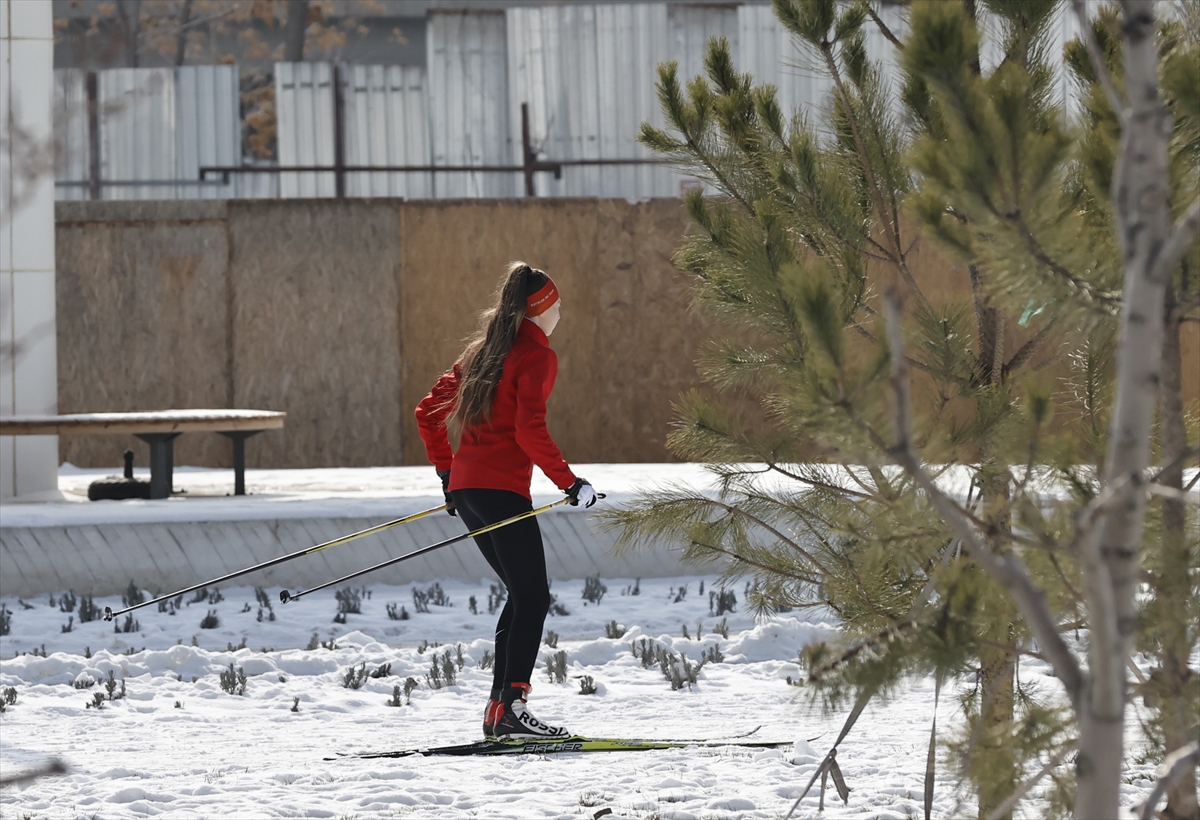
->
xmin=0 ymin=466 xmax=1163 ymax=819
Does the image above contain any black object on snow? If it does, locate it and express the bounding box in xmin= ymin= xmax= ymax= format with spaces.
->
xmin=88 ymin=450 xmax=151 ymax=501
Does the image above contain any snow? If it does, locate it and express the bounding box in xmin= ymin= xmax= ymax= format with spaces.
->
xmin=0 ymin=466 xmax=1164 ymax=818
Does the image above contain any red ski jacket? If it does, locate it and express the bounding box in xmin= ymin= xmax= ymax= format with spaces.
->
xmin=415 ymin=320 xmax=577 ymax=498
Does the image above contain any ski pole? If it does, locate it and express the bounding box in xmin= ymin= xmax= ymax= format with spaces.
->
xmin=102 ymin=503 xmax=450 ymax=621
xmin=279 ymin=497 xmax=578 ymax=604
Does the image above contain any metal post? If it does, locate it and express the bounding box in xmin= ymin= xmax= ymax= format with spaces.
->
xmin=86 ymin=71 xmax=101 ymax=201
xmin=521 ymin=102 xmax=535 ymax=197
xmin=218 ymin=430 xmax=262 ymax=496
xmin=333 ymin=64 xmax=346 ymax=198
xmin=135 ymin=433 xmax=180 ymax=499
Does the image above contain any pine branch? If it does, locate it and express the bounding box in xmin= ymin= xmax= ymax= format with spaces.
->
xmin=984 ymin=742 xmax=1077 ymax=820
xmin=818 ymin=41 xmax=931 ymax=314
xmin=1009 ymin=212 xmax=1122 ymax=308
xmin=1069 ymin=0 xmax=1126 ymax=119
xmin=1005 ymin=316 xmax=1060 ymax=373
xmin=880 ymin=287 xmax=1084 ymax=704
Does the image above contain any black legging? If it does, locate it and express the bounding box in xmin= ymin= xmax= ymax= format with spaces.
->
xmin=451 ymin=488 xmax=550 ymax=691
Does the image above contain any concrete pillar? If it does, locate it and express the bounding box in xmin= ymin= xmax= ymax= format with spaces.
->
xmin=1 ymin=0 xmax=59 ymax=500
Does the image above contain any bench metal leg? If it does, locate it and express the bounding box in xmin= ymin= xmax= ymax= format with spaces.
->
xmin=134 ymin=433 xmax=181 ymax=499
xmin=219 ymin=430 xmax=262 ymax=495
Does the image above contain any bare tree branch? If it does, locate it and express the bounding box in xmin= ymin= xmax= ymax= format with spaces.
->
xmin=1152 ymin=195 xmax=1200 ymax=285
xmin=865 ymin=3 xmax=905 ymax=51
xmin=1146 ymin=483 xmax=1200 ymax=505
xmin=1139 ymin=741 xmax=1200 ymax=820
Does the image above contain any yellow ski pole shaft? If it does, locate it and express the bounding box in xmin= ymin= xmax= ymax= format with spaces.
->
xmin=103 ymin=503 xmax=450 ymax=621
xmin=279 ymin=498 xmax=573 ymax=604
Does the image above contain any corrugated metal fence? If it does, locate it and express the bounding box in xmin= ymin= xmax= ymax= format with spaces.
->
xmin=53 ymin=2 xmax=1089 ymax=202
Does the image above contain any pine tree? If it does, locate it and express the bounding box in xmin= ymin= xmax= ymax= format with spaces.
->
xmin=604 ymin=1 xmax=1198 ymax=817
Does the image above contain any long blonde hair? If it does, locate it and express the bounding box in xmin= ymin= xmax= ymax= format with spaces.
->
xmin=446 ymin=262 xmax=549 ymax=439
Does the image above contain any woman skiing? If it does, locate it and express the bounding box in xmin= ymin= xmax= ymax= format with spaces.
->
xmin=415 ymin=261 xmax=597 ymax=740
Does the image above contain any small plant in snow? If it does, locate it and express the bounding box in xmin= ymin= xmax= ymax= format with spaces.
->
xmin=412 ymin=582 xmax=451 ymax=613
xmin=417 ymin=639 xmax=440 ymax=654
xmin=3 ymin=687 xmax=16 ymax=705
xmin=370 ymin=663 xmax=391 ymax=679
xmin=200 ymin=609 xmax=219 ymax=629
xmin=291 ymin=697 xmax=300 ymax=712
xmin=403 ymin=677 xmax=419 ymax=704
xmin=386 ymin=686 xmax=403 ymax=707
xmin=335 ymin=587 xmax=363 ymax=616
xmin=671 ymin=584 xmax=688 ymax=603
xmin=74 ymin=673 xmax=95 ymax=689
xmin=226 ymin=637 xmax=247 ymax=652
xmin=681 ymin=625 xmax=690 ymax=640
xmin=386 ymin=603 xmax=409 ymax=621
xmin=546 ymin=650 xmax=568 ymax=684
xmin=581 ymin=576 xmax=606 ymax=605
xmin=621 ymin=578 xmax=641 ymax=596
xmin=604 ymin=620 xmax=626 ymax=639
xmin=61 ymin=616 xmax=74 ymax=633
xmin=219 ymin=664 xmax=247 ymax=696
xmin=320 ymin=638 xmax=338 ymax=651
xmin=86 ymin=692 xmax=106 ymax=709
xmin=342 ymin=663 xmax=368 ymax=690
xmin=104 ymin=670 xmax=126 ymax=701
xmin=631 ymin=638 xmax=659 ymax=669
xmin=78 ymin=595 xmax=100 ymax=623
xmin=121 ymin=583 xmax=145 ymax=609
xmin=305 ymin=633 xmax=320 ymax=651
xmin=116 ymin=614 xmax=139 ymax=633
xmin=58 ymin=591 xmax=77 ymax=613
xmin=469 ymin=595 xmax=478 ymax=615
xmin=712 ymin=617 xmax=729 ymax=638
xmin=441 ymin=650 xmax=456 ymax=686
xmin=708 ymin=587 xmax=736 ymax=616
xmin=700 ymin=644 xmax=724 ymax=664
xmin=479 ymin=650 xmax=494 ymax=670
xmin=487 ymin=584 xmax=505 ymax=615
xmin=547 ymin=593 xmax=569 ymax=617
xmin=0 ymin=604 xmax=12 ymax=637
xmin=578 ymin=675 xmax=598 ymax=695
xmin=544 ymin=630 xmax=559 ymax=649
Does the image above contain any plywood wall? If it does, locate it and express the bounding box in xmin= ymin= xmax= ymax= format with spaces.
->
xmin=54 ymin=199 xmax=1200 ymax=472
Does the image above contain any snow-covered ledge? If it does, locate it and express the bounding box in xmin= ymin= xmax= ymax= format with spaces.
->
xmin=1 ymin=0 xmax=60 ymax=500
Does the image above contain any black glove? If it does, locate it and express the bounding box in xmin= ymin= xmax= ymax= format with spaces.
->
xmin=563 ymin=477 xmax=598 ymax=508
xmin=437 ymin=470 xmax=456 ymax=516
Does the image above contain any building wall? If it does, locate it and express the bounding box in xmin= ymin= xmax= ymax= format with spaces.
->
xmin=2 ymin=0 xmax=60 ymax=499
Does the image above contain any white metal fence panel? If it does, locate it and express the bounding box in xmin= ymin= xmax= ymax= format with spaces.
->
xmin=342 ymin=64 xmax=432 ymax=198
xmin=427 ymin=10 xmax=514 ymax=198
xmin=507 ymin=3 xmax=681 ymax=199
xmin=174 ymin=65 xmax=240 ymax=200
xmin=98 ymin=68 xmax=175 ymax=200
xmin=53 ymin=69 xmax=89 ymax=201
xmin=669 ymin=3 xmax=739 ymax=83
xmin=275 ymin=62 xmax=335 ymax=198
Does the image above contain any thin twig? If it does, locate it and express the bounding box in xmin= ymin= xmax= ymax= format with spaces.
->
xmin=1146 ymin=483 xmax=1200 ymax=505
xmin=1152 ymin=195 xmax=1200 ymax=285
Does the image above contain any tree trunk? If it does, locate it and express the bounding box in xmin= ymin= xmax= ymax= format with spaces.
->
xmin=284 ymin=0 xmax=309 ymax=63
xmin=1076 ymin=2 xmax=1174 ymax=818
xmin=117 ymin=0 xmax=142 ymax=68
xmin=173 ymin=0 xmax=194 ymax=67
xmin=1153 ymin=310 xmax=1199 ymax=820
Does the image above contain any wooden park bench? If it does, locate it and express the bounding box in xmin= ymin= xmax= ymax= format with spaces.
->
xmin=0 ymin=409 xmax=285 ymax=499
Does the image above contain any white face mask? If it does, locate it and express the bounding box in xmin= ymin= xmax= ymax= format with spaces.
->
xmin=527 ymin=299 xmax=561 ymax=336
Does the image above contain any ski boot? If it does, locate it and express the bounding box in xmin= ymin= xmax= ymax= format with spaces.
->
xmin=493 ymin=682 xmax=570 ymax=739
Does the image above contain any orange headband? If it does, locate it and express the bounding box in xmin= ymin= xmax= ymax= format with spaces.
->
xmin=526 ymin=278 xmax=559 ymax=317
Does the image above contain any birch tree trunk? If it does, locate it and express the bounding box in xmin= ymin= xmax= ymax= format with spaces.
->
xmin=1076 ymin=2 xmax=1174 ymax=816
